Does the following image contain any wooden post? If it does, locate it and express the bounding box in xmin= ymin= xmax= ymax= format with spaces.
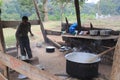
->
xmin=74 ymin=0 xmax=81 ymax=30
xmin=65 ymin=17 xmax=69 ymax=33
xmin=0 ymin=27 xmax=9 ymax=80
xmin=110 ymin=36 xmax=120 ymax=80
xmin=0 ymin=27 xmax=5 ymax=52
xmin=32 ymin=0 xmax=47 ymax=42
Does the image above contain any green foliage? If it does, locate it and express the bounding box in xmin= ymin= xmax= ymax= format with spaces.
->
xmin=17 ymin=0 xmax=34 ymax=17
xmin=29 ymin=13 xmax=38 ymax=20
xmin=81 ymin=14 xmax=95 ymax=20
xmin=81 ymin=3 xmax=96 ymax=14
xmin=0 ymin=0 xmax=2 ymax=7
xmin=48 ymin=14 xmax=61 ymax=21
xmin=1 ymin=13 xmax=20 ymax=20
xmin=3 ymin=28 xmax=16 ymax=47
xmin=96 ymin=0 xmax=120 ymax=15
xmin=1 ymin=0 xmax=120 ymax=21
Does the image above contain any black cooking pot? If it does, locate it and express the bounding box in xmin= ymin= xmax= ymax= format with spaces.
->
xmin=65 ymin=52 xmax=101 ymax=79
xmin=46 ymin=46 xmax=55 ymax=53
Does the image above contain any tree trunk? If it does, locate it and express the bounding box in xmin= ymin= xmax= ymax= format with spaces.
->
xmin=43 ymin=0 xmax=48 ymax=21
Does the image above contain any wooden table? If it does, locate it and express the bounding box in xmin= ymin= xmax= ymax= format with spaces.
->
xmin=62 ymin=34 xmax=119 ymax=40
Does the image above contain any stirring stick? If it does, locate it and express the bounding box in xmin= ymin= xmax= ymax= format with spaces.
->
xmin=86 ymin=46 xmax=115 ymax=63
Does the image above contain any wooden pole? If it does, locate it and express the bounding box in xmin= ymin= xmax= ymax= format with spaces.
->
xmin=65 ymin=17 xmax=69 ymax=33
xmin=0 ymin=26 xmax=9 ymax=79
xmin=74 ymin=0 xmax=81 ymax=30
xmin=32 ymin=0 xmax=47 ymax=42
xmin=110 ymin=36 xmax=120 ymax=80
xmin=0 ymin=27 xmax=5 ymax=52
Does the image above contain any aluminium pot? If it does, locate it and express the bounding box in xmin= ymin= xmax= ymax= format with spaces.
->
xmin=89 ymin=30 xmax=99 ymax=36
xmin=100 ymin=30 xmax=111 ymax=36
xmin=65 ymin=52 xmax=101 ymax=79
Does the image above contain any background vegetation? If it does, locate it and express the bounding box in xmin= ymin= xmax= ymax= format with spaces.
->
xmin=1 ymin=0 xmax=120 ymax=47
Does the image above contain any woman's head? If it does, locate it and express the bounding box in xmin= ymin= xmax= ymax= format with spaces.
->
xmin=22 ymin=16 xmax=28 ymax=22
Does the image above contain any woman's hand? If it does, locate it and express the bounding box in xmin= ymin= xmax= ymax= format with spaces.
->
xmin=30 ymin=33 xmax=34 ymax=36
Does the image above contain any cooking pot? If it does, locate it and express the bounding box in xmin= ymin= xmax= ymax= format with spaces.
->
xmin=89 ymin=30 xmax=99 ymax=36
xmin=65 ymin=52 xmax=101 ymax=79
xmin=100 ymin=30 xmax=111 ymax=36
xmin=46 ymin=46 xmax=55 ymax=53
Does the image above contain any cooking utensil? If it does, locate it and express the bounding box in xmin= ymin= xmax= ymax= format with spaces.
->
xmin=100 ymin=30 xmax=111 ymax=36
xmin=89 ymin=30 xmax=99 ymax=36
xmin=46 ymin=46 xmax=55 ymax=53
xmin=86 ymin=46 xmax=115 ymax=63
xmin=65 ymin=52 xmax=100 ymax=79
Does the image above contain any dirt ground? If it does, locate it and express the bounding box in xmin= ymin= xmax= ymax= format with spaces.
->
xmin=5 ymin=36 xmax=112 ymax=80
xmin=6 ymin=22 xmax=117 ymax=80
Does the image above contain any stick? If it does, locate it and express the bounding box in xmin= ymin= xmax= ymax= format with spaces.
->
xmin=86 ymin=46 xmax=115 ymax=63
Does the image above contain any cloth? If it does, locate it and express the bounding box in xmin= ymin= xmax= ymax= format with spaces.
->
xmin=69 ymin=23 xmax=78 ymax=34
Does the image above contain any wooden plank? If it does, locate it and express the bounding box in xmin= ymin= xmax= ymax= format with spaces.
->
xmin=1 ymin=20 xmax=40 ymax=28
xmin=62 ymin=34 xmax=119 ymax=40
xmin=47 ymin=37 xmax=61 ymax=49
xmin=0 ymin=27 xmax=5 ymax=52
xmin=0 ymin=72 xmax=8 ymax=80
xmin=0 ymin=52 xmax=61 ymax=80
xmin=0 ymin=62 xmax=9 ymax=79
xmin=45 ymin=30 xmax=61 ymax=35
xmin=110 ymin=35 xmax=120 ymax=80
xmin=0 ymin=27 xmax=9 ymax=79
xmin=47 ymin=35 xmax=64 ymax=43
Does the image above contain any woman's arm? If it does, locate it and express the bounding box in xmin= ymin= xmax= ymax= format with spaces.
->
xmin=28 ymin=22 xmax=34 ymax=36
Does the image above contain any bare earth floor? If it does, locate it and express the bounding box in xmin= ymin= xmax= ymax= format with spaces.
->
xmin=6 ymin=40 xmax=112 ymax=80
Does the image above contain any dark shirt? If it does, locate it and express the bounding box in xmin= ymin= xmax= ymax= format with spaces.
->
xmin=16 ymin=22 xmax=31 ymax=38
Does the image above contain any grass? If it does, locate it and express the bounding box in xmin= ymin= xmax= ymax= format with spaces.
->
xmin=3 ymin=16 xmax=120 ymax=47
xmin=3 ymin=28 xmax=16 ymax=47
xmin=3 ymin=21 xmax=61 ymax=47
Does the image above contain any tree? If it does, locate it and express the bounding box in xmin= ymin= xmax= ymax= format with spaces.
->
xmin=111 ymin=0 xmax=120 ymax=14
xmin=36 ymin=0 xmax=48 ymax=21
xmin=43 ymin=0 xmax=48 ymax=21
xmin=17 ymin=0 xmax=34 ymax=18
xmin=51 ymin=0 xmax=86 ymax=26
xmin=1 ymin=0 xmax=21 ymax=20
xmin=96 ymin=0 xmax=120 ymax=15
xmin=51 ymin=0 xmax=72 ymax=24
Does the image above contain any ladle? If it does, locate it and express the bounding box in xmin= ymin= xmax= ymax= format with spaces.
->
xmin=86 ymin=46 xmax=115 ymax=63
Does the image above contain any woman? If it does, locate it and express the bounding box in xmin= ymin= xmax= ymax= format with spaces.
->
xmin=16 ymin=16 xmax=34 ymax=60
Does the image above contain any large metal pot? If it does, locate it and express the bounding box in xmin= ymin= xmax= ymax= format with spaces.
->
xmin=65 ymin=52 xmax=101 ymax=79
